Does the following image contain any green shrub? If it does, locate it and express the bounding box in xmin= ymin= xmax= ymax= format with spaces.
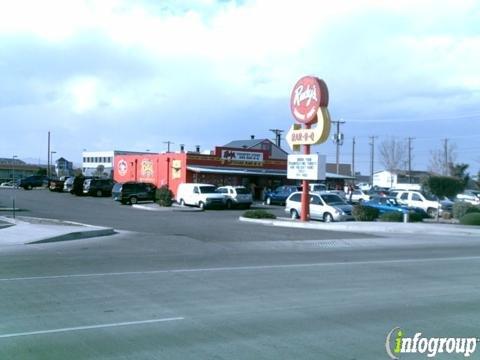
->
xmin=352 ymin=205 xmax=379 ymax=221
xmin=466 ymin=206 xmax=480 ymax=215
xmin=243 ymin=209 xmax=276 ymax=219
xmin=459 ymin=213 xmax=480 ymax=226
xmin=453 ymin=202 xmax=475 ymax=219
xmin=378 ymin=212 xmax=403 ymax=222
xmin=408 ymin=212 xmax=426 ymax=223
xmin=155 ymin=186 xmax=174 ymax=207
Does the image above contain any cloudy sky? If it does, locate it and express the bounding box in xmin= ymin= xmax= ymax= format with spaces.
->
xmin=1 ymin=0 xmax=479 ymax=175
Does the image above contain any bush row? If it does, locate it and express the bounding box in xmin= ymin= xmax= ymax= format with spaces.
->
xmin=452 ymin=202 xmax=480 ymax=219
xmin=352 ymin=205 xmax=426 ymax=223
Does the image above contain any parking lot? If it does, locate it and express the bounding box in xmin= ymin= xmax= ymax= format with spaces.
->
xmin=2 ymin=188 xmax=480 ymax=359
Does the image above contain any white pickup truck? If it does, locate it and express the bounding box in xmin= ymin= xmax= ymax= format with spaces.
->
xmin=392 ymin=190 xmax=452 ymax=218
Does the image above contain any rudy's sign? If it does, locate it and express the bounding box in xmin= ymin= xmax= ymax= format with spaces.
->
xmin=287 ymin=76 xmax=331 ymax=151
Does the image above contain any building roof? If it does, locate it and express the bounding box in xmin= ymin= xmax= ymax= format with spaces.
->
xmin=223 ymin=138 xmax=288 ymax=155
xmin=223 ymin=139 xmax=265 ymax=149
xmin=0 ymin=158 xmax=26 ymax=165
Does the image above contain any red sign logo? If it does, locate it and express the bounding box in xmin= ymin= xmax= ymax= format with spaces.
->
xmin=290 ymin=76 xmax=329 ymax=124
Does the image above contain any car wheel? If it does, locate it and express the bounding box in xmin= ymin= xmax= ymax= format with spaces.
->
xmin=358 ymin=199 xmax=363 ymax=204
xmin=266 ymin=197 xmax=271 ymax=205
xmin=290 ymin=209 xmax=299 ymax=219
xmin=244 ymin=204 xmax=251 ymax=209
xmin=226 ymin=200 xmax=233 ymax=209
xmin=427 ymin=208 xmax=437 ymax=218
xmin=198 ymin=201 xmax=205 ymax=210
xmin=130 ymin=196 xmax=138 ymax=205
xmin=179 ymin=199 xmax=185 ymax=206
xmin=323 ymin=213 xmax=334 ymax=223
xmin=96 ymin=190 xmax=103 ymax=197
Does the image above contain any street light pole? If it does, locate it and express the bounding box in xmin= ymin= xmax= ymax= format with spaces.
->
xmin=12 ymin=155 xmax=18 ymax=188
xmin=50 ymin=151 xmax=57 ymax=178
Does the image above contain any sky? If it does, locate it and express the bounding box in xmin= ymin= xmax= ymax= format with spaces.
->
xmin=0 ymin=0 xmax=479 ymax=176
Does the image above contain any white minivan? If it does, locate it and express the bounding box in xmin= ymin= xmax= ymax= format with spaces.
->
xmin=176 ymin=183 xmax=226 ymax=209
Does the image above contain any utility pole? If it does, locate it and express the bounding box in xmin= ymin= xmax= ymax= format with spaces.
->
xmin=163 ymin=141 xmax=174 ymax=153
xmin=332 ymin=120 xmax=345 ymax=174
xmin=407 ymin=137 xmax=414 ymax=183
xmin=351 ymin=137 xmax=356 ymax=178
xmin=269 ymin=129 xmax=284 ymax=148
xmin=443 ymin=138 xmax=449 ymax=175
xmin=47 ymin=131 xmax=51 ymax=178
xmin=369 ymin=136 xmax=377 ymax=185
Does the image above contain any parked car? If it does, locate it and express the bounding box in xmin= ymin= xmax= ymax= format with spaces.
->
xmin=49 ymin=176 xmax=70 ymax=192
xmin=0 ymin=181 xmax=15 ymax=188
xmin=285 ymin=191 xmax=354 ymax=222
xmin=63 ymin=177 xmax=74 ymax=193
xmin=176 ymin=183 xmax=226 ymax=209
xmin=112 ymin=182 xmax=157 ymax=205
xmin=357 ymin=182 xmax=372 ymax=191
xmin=18 ymin=175 xmax=48 ymax=190
xmin=83 ymin=178 xmax=114 ymax=197
xmin=309 ymin=183 xmax=327 ymax=192
xmin=456 ymin=190 xmax=480 ymax=205
xmin=394 ymin=190 xmax=451 ymax=218
xmin=363 ymin=196 xmax=427 ymax=216
xmin=215 ymin=186 xmax=252 ymax=209
xmin=348 ymin=189 xmax=370 ymax=204
xmin=264 ymin=185 xmax=301 ymax=205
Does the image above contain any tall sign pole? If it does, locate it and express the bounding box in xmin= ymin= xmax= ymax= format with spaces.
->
xmin=288 ymin=76 xmax=331 ymax=222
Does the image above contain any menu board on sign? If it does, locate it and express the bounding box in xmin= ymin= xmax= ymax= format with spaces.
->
xmin=287 ymin=154 xmax=326 ymax=180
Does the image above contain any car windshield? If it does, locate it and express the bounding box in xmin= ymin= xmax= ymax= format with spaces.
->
xmin=386 ymin=198 xmax=399 ymax=206
xmin=423 ymin=192 xmax=438 ymax=201
xmin=199 ymin=186 xmax=217 ymax=193
xmin=321 ymin=194 xmax=345 ymax=205
xmin=235 ymin=188 xmax=250 ymax=194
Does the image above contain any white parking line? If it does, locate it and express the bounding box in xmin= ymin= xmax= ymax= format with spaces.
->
xmin=0 ymin=317 xmax=184 ymax=339
xmin=2 ymin=255 xmax=480 ymax=282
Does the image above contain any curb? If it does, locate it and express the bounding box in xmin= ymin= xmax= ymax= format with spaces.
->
xmin=238 ymin=217 xmax=480 ymax=236
xmin=0 ymin=216 xmax=116 ymax=245
xmin=27 ymin=227 xmax=116 ymax=244
xmin=132 ymin=204 xmax=204 ymax=212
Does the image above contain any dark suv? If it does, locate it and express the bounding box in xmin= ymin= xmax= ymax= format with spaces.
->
xmin=83 ymin=178 xmax=114 ymax=197
xmin=112 ymin=182 xmax=157 ymax=205
xmin=18 ymin=176 xmax=48 ymax=190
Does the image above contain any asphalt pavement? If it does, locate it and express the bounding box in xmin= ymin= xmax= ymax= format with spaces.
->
xmin=1 ymin=188 xmax=480 ymax=359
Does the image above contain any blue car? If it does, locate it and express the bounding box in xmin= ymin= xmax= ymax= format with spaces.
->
xmin=264 ymin=185 xmax=301 ymax=205
xmin=363 ymin=196 xmax=426 ymax=216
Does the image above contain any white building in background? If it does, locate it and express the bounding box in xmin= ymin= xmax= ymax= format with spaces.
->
xmin=82 ymin=150 xmax=151 ymax=177
xmin=373 ymin=170 xmax=430 ymax=190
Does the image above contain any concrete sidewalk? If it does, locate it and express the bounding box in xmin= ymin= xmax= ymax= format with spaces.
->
xmin=0 ymin=216 xmax=115 ymax=246
xmin=239 ymin=217 xmax=480 ymax=237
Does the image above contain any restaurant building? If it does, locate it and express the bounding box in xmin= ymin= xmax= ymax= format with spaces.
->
xmin=113 ymin=138 xmax=353 ymax=199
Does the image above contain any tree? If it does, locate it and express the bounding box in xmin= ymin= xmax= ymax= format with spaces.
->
xmin=94 ymin=164 xmax=106 ymax=177
xmin=36 ymin=168 xmax=47 ymax=176
xmin=423 ymin=176 xmax=465 ymax=199
xmin=449 ymin=163 xmax=470 ymax=187
xmin=423 ymin=175 xmax=465 ymax=221
xmin=428 ymin=142 xmax=457 ymax=175
xmin=379 ymin=138 xmax=406 ymax=186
